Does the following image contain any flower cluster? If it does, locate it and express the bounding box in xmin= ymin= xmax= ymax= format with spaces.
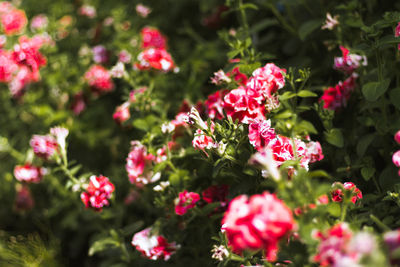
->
xmin=175 ymin=190 xmax=200 ymax=215
xmin=313 ymin=223 xmax=375 ymax=266
xmin=131 ymin=228 xmax=179 ymax=261
xmin=331 ymin=182 xmax=363 ymax=204
xmin=80 ymin=175 xmax=115 ymax=211
xmin=126 ymin=141 xmax=160 ymax=187
xmin=0 ymin=2 xmax=27 ymax=35
xmin=14 ymin=164 xmax=46 ymax=183
xmin=84 ymin=65 xmax=114 ymax=94
xmin=248 ymin=119 xmax=323 ymax=172
xmin=0 ymin=30 xmax=48 ymax=98
xmin=218 ymin=63 xmax=285 ymax=123
xmin=221 ymin=192 xmax=294 ymax=261
xmin=321 ymin=45 xmax=366 ymax=110
xmin=134 ymin=27 xmax=176 ymax=72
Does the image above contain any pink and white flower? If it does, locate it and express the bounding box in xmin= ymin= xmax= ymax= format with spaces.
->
xmin=132 ymin=228 xmax=179 ymax=260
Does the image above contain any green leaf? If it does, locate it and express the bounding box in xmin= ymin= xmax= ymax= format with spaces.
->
xmin=327 ymin=203 xmax=341 ymax=217
xmin=295 ymin=120 xmax=317 ymax=134
xmin=279 ymin=91 xmax=296 ymax=100
xmin=88 ymin=238 xmax=119 ymax=256
xmin=362 ymin=79 xmax=390 ymax=101
xmin=297 ymin=90 xmax=317 ymax=98
xmin=389 ymin=88 xmax=400 ymax=110
xmin=377 ymin=35 xmax=400 ymax=48
xmin=324 ymin=128 xmax=344 ymax=148
xmin=361 ymin=167 xmax=375 ymax=181
xmin=298 ymin=19 xmax=322 ymax=40
xmin=356 ymin=134 xmax=376 ymax=157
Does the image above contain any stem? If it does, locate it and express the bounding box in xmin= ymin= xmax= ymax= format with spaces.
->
xmin=340 ymin=202 xmax=347 ymax=221
xmin=264 ymin=3 xmax=298 ymax=37
xmin=370 ymin=214 xmax=391 ymax=231
xmin=238 ymin=0 xmax=250 ymax=37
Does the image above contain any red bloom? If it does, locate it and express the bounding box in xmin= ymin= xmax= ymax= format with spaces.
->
xmin=305 ymin=141 xmax=324 ymax=163
xmin=222 ymin=192 xmax=294 ymax=261
xmin=331 ymin=182 xmax=362 ymax=204
xmin=84 ymin=65 xmax=114 ymax=94
xmin=132 ymin=228 xmax=179 ymax=261
xmin=248 ymin=119 xmax=276 ymax=151
xmin=1 ymin=8 xmax=27 ymax=35
xmin=223 ymin=86 xmax=266 ymax=124
xmin=313 ymin=223 xmax=356 ymax=266
xmin=0 ymin=49 xmax=18 ymax=82
xmin=134 ymin=48 xmax=175 ymax=72
xmin=70 ymin=91 xmax=87 ymax=115
xmin=126 ymin=141 xmax=158 ymax=187
xmin=113 ymin=102 xmax=131 ymax=124
xmin=246 ymin=63 xmax=286 ymax=98
xmin=29 ymin=134 xmax=59 ymax=160
xmin=175 ymin=190 xmax=200 ymax=215
xmin=228 ymin=67 xmax=248 ymax=85
xmin=80 ymin=175 xmax=115 ymax=211
xmin=320 ymin=74 xmax=357 ymax=111
xmin=204 ymin=90 xmax=228 ymax=120
xmin=141 ymin=27 xmax=167 ymax=49
xmin=14 ymin=164 xmax=46 ymax=183
xmin=12 ymin=36 xmax=47 ymax=81
xmin=333 ymin=46 xmax=367 ymax=74
xmin=14 ymin=184 xmax=34 ymax=212
xmin=202 ymin=184 xmax=229 ymax=208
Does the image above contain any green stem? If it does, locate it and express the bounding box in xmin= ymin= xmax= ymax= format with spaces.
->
xmin=340 ymin=202 xmax=348 ymax=221
xmin=370 ymin=214 xmax=391 ymax=231
xmin=264 ymin=3 xmax=298 ymax=37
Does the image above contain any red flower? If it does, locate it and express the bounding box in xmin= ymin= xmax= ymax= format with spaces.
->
xmin=126 ymin=141 xmax=158 ymax=187
xmin=14 ymin=184 xmax=34 ymax=212
xmin=202 ymin=185 xmax=229 ymax=207
xmin=80 ymin=175 xmax=115 ymax=211
xmin=313 ymin=223 xmax=356 ymax=266
xmin=222 ymin=192 xmax=294 ymax=261
xmin=141 ymin=27 xmax=167 ymax=49
xmin=320 ymin=74 xmax=357 ymax=111
xmin=223 ymin=86 xmax=266 ymax=124
xmin=134 ymin=48 xmax=175 ymax=72
xmin=1 ymin=8 xmax=27 ymax=35
xmin=333 ymin=46 xmax=367 ymax=74
xmin=12 ymin=36 xmax=47 ymax=81
xmin=84 ymin=65 xmax=114 ymax=94
xmin=113 ymin=102 xmax=131 ymax=124
xmin=331 ymin=182 xmax=362 ymax=204
xmin=248 ymin=119 xmax=276 ymax=151
xmin=175 ymin=190 xmax=200 ymax=215
xmin=228 ymin=67 xmax=248 ymax=85
xmin=14 ymin=164 xmax=45 ymax=183
xmin=246 ymin=63 xmax=286 ymax=98
xmin=0 ymin=49 xmax=18 ymax=82
xmin=29 ymin=134 xmax=59 ymax=160
xmin=132 ymin=228 xmax=179 ymax=261
xmin=204 ymin=90 xmax=228 ymax=120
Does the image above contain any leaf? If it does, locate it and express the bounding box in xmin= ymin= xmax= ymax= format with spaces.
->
xmin=327 ymin=203 xmax=341 ymax=217
xmin=389 ymin=88 xmax=400 ymax=110
xmin=362 ymin=79 xmax=390 ymax=101
xmin=279 ymin=91 xmax=296 ymax=100
xmin=324 ymin=128 xmax=344 ymax=148
xmin=356 ymin=134 xmax=376 ymax=157
xmin=298 ymin=19 xmax=322 ymax=40
xmin=295 ymin=120 xmax=317 ymax=134
xmin=88 ymin=238 xmax=119 ymax=256
xmin=361 ymin=167 xmax=375 ymax=181
xmin=377 ymin=35 xmax=400 ymax=48
xmin=297 ymin=90 xmax=317 ymax=98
